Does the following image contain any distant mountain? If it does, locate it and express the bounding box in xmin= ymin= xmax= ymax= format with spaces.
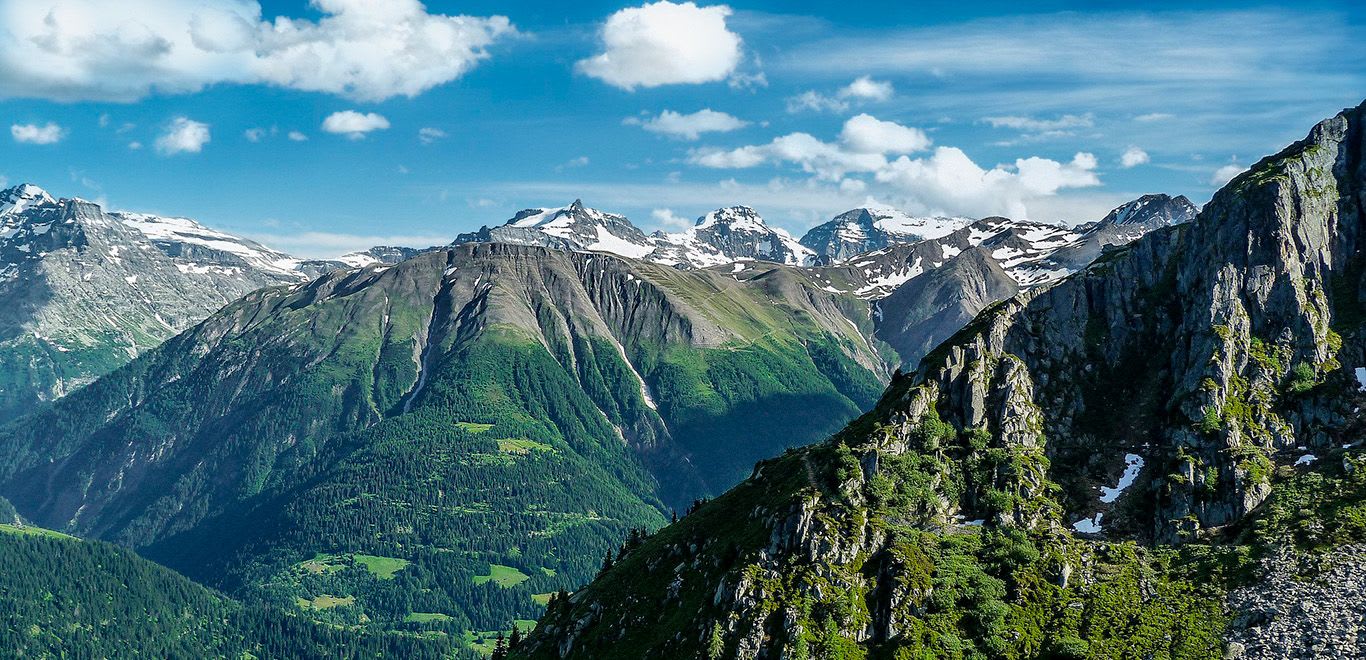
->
xmin=799 ymin=206 xmax=973 ymax=263
xmin=1046 ymin=193 xmax=1198 ymax=270
xmin=803 ymin=204 xmax=1194 ymax=368
xmin=0 ymin=184 xmax=307 ymax=422
xmin=454 ymin=201 xmax=815 ymax=268
xmin=518 ymin=97 xmax=1366 ymax=660
xmin=298 ymin=245 xmax=435 ymax=276
xmin=0 ymin=242 xmax=889 ymax=645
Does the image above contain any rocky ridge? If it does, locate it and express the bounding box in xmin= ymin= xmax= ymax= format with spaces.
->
xmin=518 ymin=100 xmax=1366 ymax=660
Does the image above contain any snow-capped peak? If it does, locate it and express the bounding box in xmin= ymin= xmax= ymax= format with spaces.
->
xmin=0 ymin=184 xmax=56 ymax=216
xmin=799 ymin=205 xmax=975 ymax=263
xmin=113 ymin=211 xmax=303 ymax=278
xmin=1097 ymin=194 xmax=1197 ymax=229
xmin=694 ymin=206 xmax=768 ymax=233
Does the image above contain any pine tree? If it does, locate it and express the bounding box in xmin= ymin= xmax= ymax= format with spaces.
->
xmin=509 ymin=624 xmax=523 ymax=650
xmin=492 ymin=632 xmax=508 ymax=660
xmin=598 ymin=549 xmax=614 ymax=577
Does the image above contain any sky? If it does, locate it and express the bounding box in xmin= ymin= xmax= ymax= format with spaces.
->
xmin=0 ymin=0 xmax=1363 ymax=257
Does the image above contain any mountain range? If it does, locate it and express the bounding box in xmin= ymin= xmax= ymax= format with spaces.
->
xmin=519 ymin=100 xmax=1366 ymax=660
xmin=0 ymin=176 xmax=1196 ymax=656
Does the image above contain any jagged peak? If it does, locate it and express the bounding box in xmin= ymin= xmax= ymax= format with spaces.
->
xmin=1097 ymin=193 xmax=1198 ymax=228
xmin=694 ymin=205 xmax=767 ymax=232
xmin=0 ymin=183 xmax=57 ymax=215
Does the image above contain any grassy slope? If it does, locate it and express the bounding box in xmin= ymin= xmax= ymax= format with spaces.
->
xmin=0 ymin=522 xmax=460 ymax=659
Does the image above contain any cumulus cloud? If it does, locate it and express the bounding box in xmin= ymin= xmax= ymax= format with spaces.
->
xmin=155 ymin=117 xmax=211 ymax=154
xmin=0 ymin=0 xmax=514 ymax=102
xmin=786 ymin=75 xmax=894 ymax=114
xmin=1120 ymin=146 xmax=1150 ymax=168
xmin=287 ymin=130 xmax=308 ymax=141
xmin=624 ymin=109 xmax=747 ymax=140
xmin=1210 ymin=163 xmax=1245 ymax=187
xmin=577 ymin=1 xmax=742 ymax=90
xmin=418 ymin=127 xmax=447 ymax=144
xmin=875 ymin=149 xmax=1100 ymax=219
xmin=840 ymin=76 xmax=893 ymax=101
xmin=11 ymin=122 xmax=66 ymax=144
xmin=322 ymin=110 xmax=389 ymax=139
xmin=691 ymin=115 xmax=1100 ymax=220
xmin=691 ymin=114 xmax=928 ymax=180
xmin=840 ymin=114 xmax=930 ymax=154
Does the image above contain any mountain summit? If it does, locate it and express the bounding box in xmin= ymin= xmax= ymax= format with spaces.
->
xmin=0 ymin=184 xmax=306 ymax=421
xmin=520 ymin=101 xmax=1366 ymax=660
xmin=799 ymin=206 xmax=974 ymax=263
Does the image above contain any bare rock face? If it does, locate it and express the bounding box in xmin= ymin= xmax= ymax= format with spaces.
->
xmin=1225 ymin=546 xmax=1366 ymax=658
xmin=912 ymin=103 xmax=1366 ymax=542
xmin=519 ymin=100 xmax=1366 ymax=660
xmin=0 ymin=185 xmax=305 ymax=422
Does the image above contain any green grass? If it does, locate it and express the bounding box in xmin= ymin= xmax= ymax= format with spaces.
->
xmin=497 ymin=437 xmax=555 ymax=455
xmin=456 ymin=422 xmax=495 ymax=433
xmin=354 ymin=554 xmax=410 ymax=580
xmin=0 ymin=524 xmax=76 ymax=540
xmin=530 ymin=592 xmax=554 ymax=606
xmin=298 ymin=553 xmax=346 ymax=575
xmin=404 ymin=612 xmax=453 ymax=623
xmin=471 ymin=564 xmax=530 ymax=588
xmin=295 ymin=594 xmax=355 ymax=610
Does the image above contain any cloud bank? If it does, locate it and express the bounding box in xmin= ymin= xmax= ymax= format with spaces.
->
xmin=0 ymin=0 xmax=514 ymax=102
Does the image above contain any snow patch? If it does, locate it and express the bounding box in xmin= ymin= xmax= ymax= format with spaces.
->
xmin=1099 ymin=453 xmax=1144 ymax=503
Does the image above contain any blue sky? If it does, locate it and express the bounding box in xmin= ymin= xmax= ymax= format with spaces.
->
xmin=0 ymin=0 xmax=1363 ymax=256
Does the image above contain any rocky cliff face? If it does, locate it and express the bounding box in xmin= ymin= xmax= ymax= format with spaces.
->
xmin=0 ymin=185 xmax=305 ymax=422
xmin=518 ymin=101 xmax=1366 ymax=660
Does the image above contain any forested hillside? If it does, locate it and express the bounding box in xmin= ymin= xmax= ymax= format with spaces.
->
xmin=0 ymin=505 xmax=461 ymax=658
xmin=0 ymin=243 xmax=888 ymax=649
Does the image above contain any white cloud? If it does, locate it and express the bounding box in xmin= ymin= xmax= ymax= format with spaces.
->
xmin=726 ymin=70 xmax=767 ymax=91
xmin=840 ymin=114 xmax=930 ymax=154
xmin=321 ymin=110 xmax=389 ymax=139
xmin=689 ymin=115 xmax=1100 ymax=220
xmin=1135 ymin=113 xmax=1174 ymax=122
xmin=11 ymin=122 xmax=66 ymax=144
xmin=650 ymin=208 xmax=693 ymax=229
xmin=248 ymin=230 xmax=453 ymax=259
xmin=243 ymin=126 xmax=276 ymax=142
xmin=287 ymin=130 xmax=308 ymax=142
xmin=556 ymin=156 xmax=590 ymax=171
xmin=876 ymin=149 xmax=1100 ymax=219
xmin=983 ymin=113 xmax=1094 ymax=133
xmin=624 ymin=109 xmax=747 ymax=140
xmin=1120 ymin=146 xmax=1150 ymax=168
xmin=155 ymin=117 xmax=211 ymax=154
xmin=0 ymin=0 xmax=514 ymax=102
xmin=840 ymin=76 xmax=893 ymax=101
xmin=1210 ymin=163 xmax=1245 ymax=187
xmin=785 ymin=90 xmax=847 ymax=114
xmin=577 ymin=1 xmax=742 ymax=90
xmin=691 ymin=114 xmax=928 ymax=180
xmin=786 ymin=76 xmax=894 ymax=114
xmin=128 ymin=141 xmax=143 ymax=150
xmin=418 ymin=127 xmax=447 ymax=144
